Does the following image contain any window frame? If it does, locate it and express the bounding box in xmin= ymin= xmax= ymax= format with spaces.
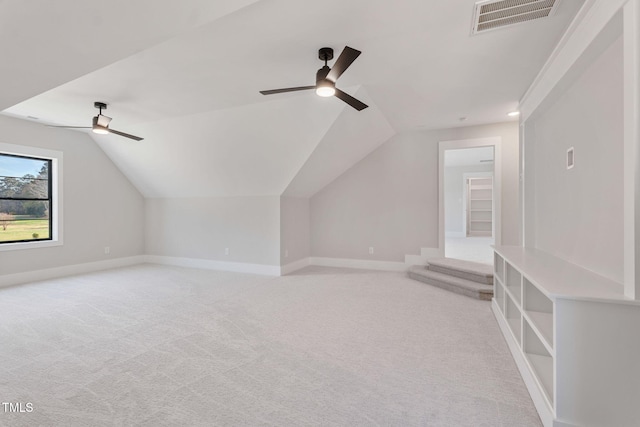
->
xmin=0 ymin=143 xmax=63 ymax=251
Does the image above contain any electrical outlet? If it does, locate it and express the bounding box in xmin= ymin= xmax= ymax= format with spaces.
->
xmin=369 ymin=247 xmax=374 ymax=254
xmin=284 ymin=249 xmax=289 ymax=258
xmin=104 ymin=246 xmax=110 ymax=255
xmin=224 ymin=248 xmax=230 ymax=256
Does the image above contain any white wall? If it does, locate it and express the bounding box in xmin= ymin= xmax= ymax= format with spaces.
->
xmin=145 ymin=196 xmax=280 ymax=266
xmin=444 ymin=163 xmax=493 ymax=236
xmin=0 ymin=116 xmax=145 ymax=276
xmin=310 ymin=121 xmax=519 ymax=262
xmin=529 ymin=35 xmax=624 ymax=283
xmin=280 ymin=196 xmax=310 ymax=265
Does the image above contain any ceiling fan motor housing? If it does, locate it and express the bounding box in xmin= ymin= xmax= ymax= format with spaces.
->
xmin=316 ymin=65 xmax=331 ymax=83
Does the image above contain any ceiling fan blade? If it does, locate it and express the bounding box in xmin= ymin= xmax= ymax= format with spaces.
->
xmin=326 ymin=46 xmax=361 ymax=82
xmin=106 ymin=128 xmax=144 ymax=141
xmin=260 ymin=86 xmax=315 ymax=95
xmin=46 ymin=125 xmax=91 ymax=129
xmin=334 ymin=89 xmax=368 ymax=111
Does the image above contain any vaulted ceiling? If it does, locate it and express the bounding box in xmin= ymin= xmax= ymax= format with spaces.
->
xmin=1 ymin=0 xmax=584 ymax=198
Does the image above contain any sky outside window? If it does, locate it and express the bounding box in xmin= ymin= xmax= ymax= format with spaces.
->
xmin=0 ymin=155 xmax=47 ymax=177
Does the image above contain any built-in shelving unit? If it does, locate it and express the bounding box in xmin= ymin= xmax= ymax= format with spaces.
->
xmin=492 ymin=246 xmax=640 ymax=427
xmin=467 ymin=177 xmax=492 ymax=236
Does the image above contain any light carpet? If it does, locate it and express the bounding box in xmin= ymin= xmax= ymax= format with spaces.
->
xmin=0 ymin=264 xmax=540 ymax=426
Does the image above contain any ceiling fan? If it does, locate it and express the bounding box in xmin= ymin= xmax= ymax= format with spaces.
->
xmin=48 ymin=102 xmax=144 ymax=141
xmin=260 ymin=46 xmax=368 ymax=111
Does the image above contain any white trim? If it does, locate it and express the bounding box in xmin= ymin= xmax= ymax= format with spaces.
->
xmin=144 ymin=255 xmax=281 ymax=276
xmin=0 ymin=142 xmax=64 ymax=251
xmin=280 ymin=257 xmax=310 ymax=275
xmin=519 ymin=0 xmax=625 ymax=121
xmin=624 ymin=0 xmax=640 ymax=300
xmin=309 ymin=256 xmax=408 ymax=272
xmin=439 ymin=137 xmax=502 ymax=256
xmin=0 ymin=256 xmax=145 ymax=288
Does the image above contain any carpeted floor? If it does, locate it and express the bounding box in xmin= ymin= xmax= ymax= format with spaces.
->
xmin=0 ymin=264 xmax=541 ymax=426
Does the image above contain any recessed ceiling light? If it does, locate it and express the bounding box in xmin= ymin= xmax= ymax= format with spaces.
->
xmin=508 ymin=111 xmax=520 ymax=117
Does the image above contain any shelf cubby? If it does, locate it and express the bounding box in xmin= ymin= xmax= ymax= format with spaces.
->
xmin=470 ymin=188 xmax=492 ymax=200
xmin=470 ymin=199 xmax=492 ymax=210
xmin=505 ymin=293 xmax=522 ymax=345
xmin=494 ymin=253 xmax=504 ymax=283
xmin=524 ymin=321 xmax=554 ymax=405
xmin=505 ymin=263 xmax=522 ymax=303
xmin=495 ymin=281 xmax=505 ymax=314
xmin=523 ymin=278 xmax=553 ymax=349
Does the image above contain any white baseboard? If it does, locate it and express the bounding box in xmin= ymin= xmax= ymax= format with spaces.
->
xmin=309 ymin=256 xmax=407 ymax=272
xmin=0 ymin=255 xmax=145 ymax=288
xmin=280 ymin=257 xmax=310 ymax=275
xmin=144 ymin=255 xmax=281 ymax=276
xmin=0 ymin=253 xmax=420 ymax=288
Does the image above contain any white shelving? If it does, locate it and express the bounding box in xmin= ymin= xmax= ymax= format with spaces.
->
xmin=494 ymin=252 xmax=504 ymax=283
xmin=495 ymin=279 xmax=505 ymax=314
xmin=505 ymin=263 xmax=521 ymax=301
xmin=524 ymin=322 xmax=553 ymax=404
xmin=494 ymin=251 xmax=552 ymax=414
xmin=523 ymin=277 xmax=553 ymax=348
xmin=492 ymin=246 xmax=640 ymax=427
xmin=467 ymin=177 xmax=493 ymax=236
xmin=505 ymin=293 xmax=521 ymax=345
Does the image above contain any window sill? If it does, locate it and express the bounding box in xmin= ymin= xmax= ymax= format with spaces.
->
xmin=0 ymin=239 xmax=63 ymax=252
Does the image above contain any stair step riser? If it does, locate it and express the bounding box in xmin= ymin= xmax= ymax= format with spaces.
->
xmin=427 ymin=264 xmax=493 ymax=285
xmin=408 ymin=271 xmax=492 ymax=301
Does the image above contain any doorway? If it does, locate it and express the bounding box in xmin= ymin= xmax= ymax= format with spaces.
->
xmin=439 ymin=138 xmax=501 ymax=266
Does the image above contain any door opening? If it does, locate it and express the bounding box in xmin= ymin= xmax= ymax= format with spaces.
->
xmin=440 ymin=139 xmax=500 ymax=266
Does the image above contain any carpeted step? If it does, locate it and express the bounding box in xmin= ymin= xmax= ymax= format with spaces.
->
xmin=408 ymin=265 xmax=493 ymax=300
xmin=425 ymin=257 xmax=493 ymax=285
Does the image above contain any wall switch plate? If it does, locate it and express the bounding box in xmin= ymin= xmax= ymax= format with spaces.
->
xmin=567 ymin=147 xmax=575 ymax=170
xmin=104 ymin=246 xmax=110 ymax=254
xmin=369 ymin=247 xmax=374 ymax=254
xmin=284 ymin=249 xmax=288 ymax=258
xmin=224 ymin=248 xmax=230 ymax=255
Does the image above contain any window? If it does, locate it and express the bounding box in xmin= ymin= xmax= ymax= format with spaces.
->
xmin=0 ymin=143 xmax=62 ymax=250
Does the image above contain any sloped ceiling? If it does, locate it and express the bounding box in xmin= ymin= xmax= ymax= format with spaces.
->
xmin=1 ymin=0 xmax=584 ymax=198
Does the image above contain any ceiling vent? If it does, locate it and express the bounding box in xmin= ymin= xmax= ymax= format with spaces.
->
xmin=471 ymin=0 xmax=560 ymax=34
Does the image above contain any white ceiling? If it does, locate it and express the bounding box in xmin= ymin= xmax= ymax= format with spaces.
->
xmin=1 ymin=0 xmax=584 ymax=198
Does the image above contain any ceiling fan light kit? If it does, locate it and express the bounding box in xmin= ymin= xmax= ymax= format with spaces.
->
xmin=260 ymin=46 xmax=368 ymax=111
xmin=315 ymin=79 xmax=336 ymax=97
